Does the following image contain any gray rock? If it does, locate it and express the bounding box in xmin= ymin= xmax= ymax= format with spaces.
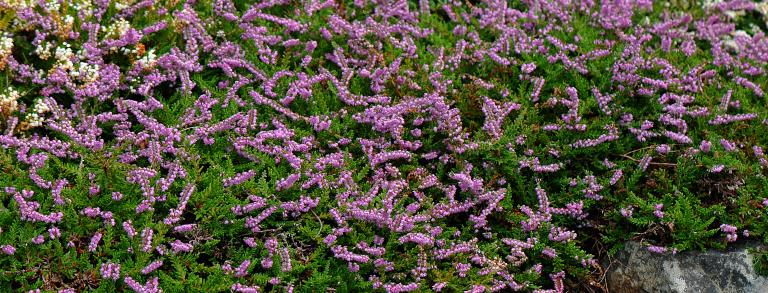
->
xmin=604 ymin=241 xmax=768 ymax=293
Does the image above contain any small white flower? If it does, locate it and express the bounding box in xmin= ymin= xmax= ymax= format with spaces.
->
xmin=45 ymin=0 xmax=60 ymax=11
xmin=0 ymin=33 xmax=13 ymax=66
xmin=0 ymin=88 xmax=21 ymax=115
xmin=78 ymin=62 xmax=101 ymax=83
xmin=63 ymin=15 xmax=75 ymax=27
xmin=724 ymin=10 xmax=746 ymax=20
xmin=104 ymin=18 xmax=132 ymax=39
xmin=114 ymin=1 xmax=129 ymax=11
xmin=0 ymin=35 xmax=12 ymax=54
xmin=26 ymin=112 xmax=44 ymax=127
xmin=33 ymin=99 xmax=50 ymax=114
xmin=702 ymin=0 xmax=724 ymax=8
xmin=54 ymin=43 xmax=73 ymax=61
xmin=72 ymin=0 xmax=94 ymax=17
xmin=756 ymin=1 xmax=768 ymax=16
xmin=2 ymin=0 xmax=33 ymax=9
xmin=137 ymin=48 xmax=158 ymax=69
xmin=34 ymin=42 xmax=53 ymax=60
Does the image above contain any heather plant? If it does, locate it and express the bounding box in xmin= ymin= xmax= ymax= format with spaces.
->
xmin=0 ymin=0 xmax=768 ymax=292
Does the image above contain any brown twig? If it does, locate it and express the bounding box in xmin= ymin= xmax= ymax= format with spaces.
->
xmin=619 ymin=154 xmax=677 ymax=167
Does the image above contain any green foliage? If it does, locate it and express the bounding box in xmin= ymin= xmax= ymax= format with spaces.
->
xmin=2 ymin=0 xmax=768 ymax=291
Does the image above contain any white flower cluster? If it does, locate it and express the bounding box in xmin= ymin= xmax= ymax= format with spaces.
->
xmin=54 ymin=42 xmax=75 ymax=71
xmin=32 ymin=99 xmax=50 ymax=114
xmin=102 ymin=18 xmax=131 ymax=40
xmin=0 ymin=87 xmax=20 ymax=116
xmin=26 ymin=113 xmax=44 ymax=127
xmin=701 ymin=0 xmax=725 ymax=8
xmin=757 ymin=1 xmax=768 ymax=23
xmin=73 ymin=62 xmax=101 ymax=83
xmin=137 ymin=48 xmax=158 ymax=69
xmin=34 ymin=41 xmax=101 ymax=83
xmin=62 ymin=15 xmax=75 ymax=31
xmin=119 ymin=46 xmax=140 ymax=55
xmin=34 ymin=41 xmax=53 ymax=60
xmin=34 ymin=41 xmax=102 ymax=84
xmin=26 ymin=98 xmax=50 ymax=128
xmin=72 ymin=0 xmax=94 ymax=17
xmin=0 ymin=34 xmax=12 ymax=65
xmin=114 ymin=0 xmax=138 ymax=11
xmin=1 ymin=0 xmax=34 ymax=9
xmin=44 ymin=0 xmax=60 ymax=12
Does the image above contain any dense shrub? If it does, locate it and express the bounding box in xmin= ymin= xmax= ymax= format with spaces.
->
xmin=0 ymin=0 xmax=767 ymax=292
